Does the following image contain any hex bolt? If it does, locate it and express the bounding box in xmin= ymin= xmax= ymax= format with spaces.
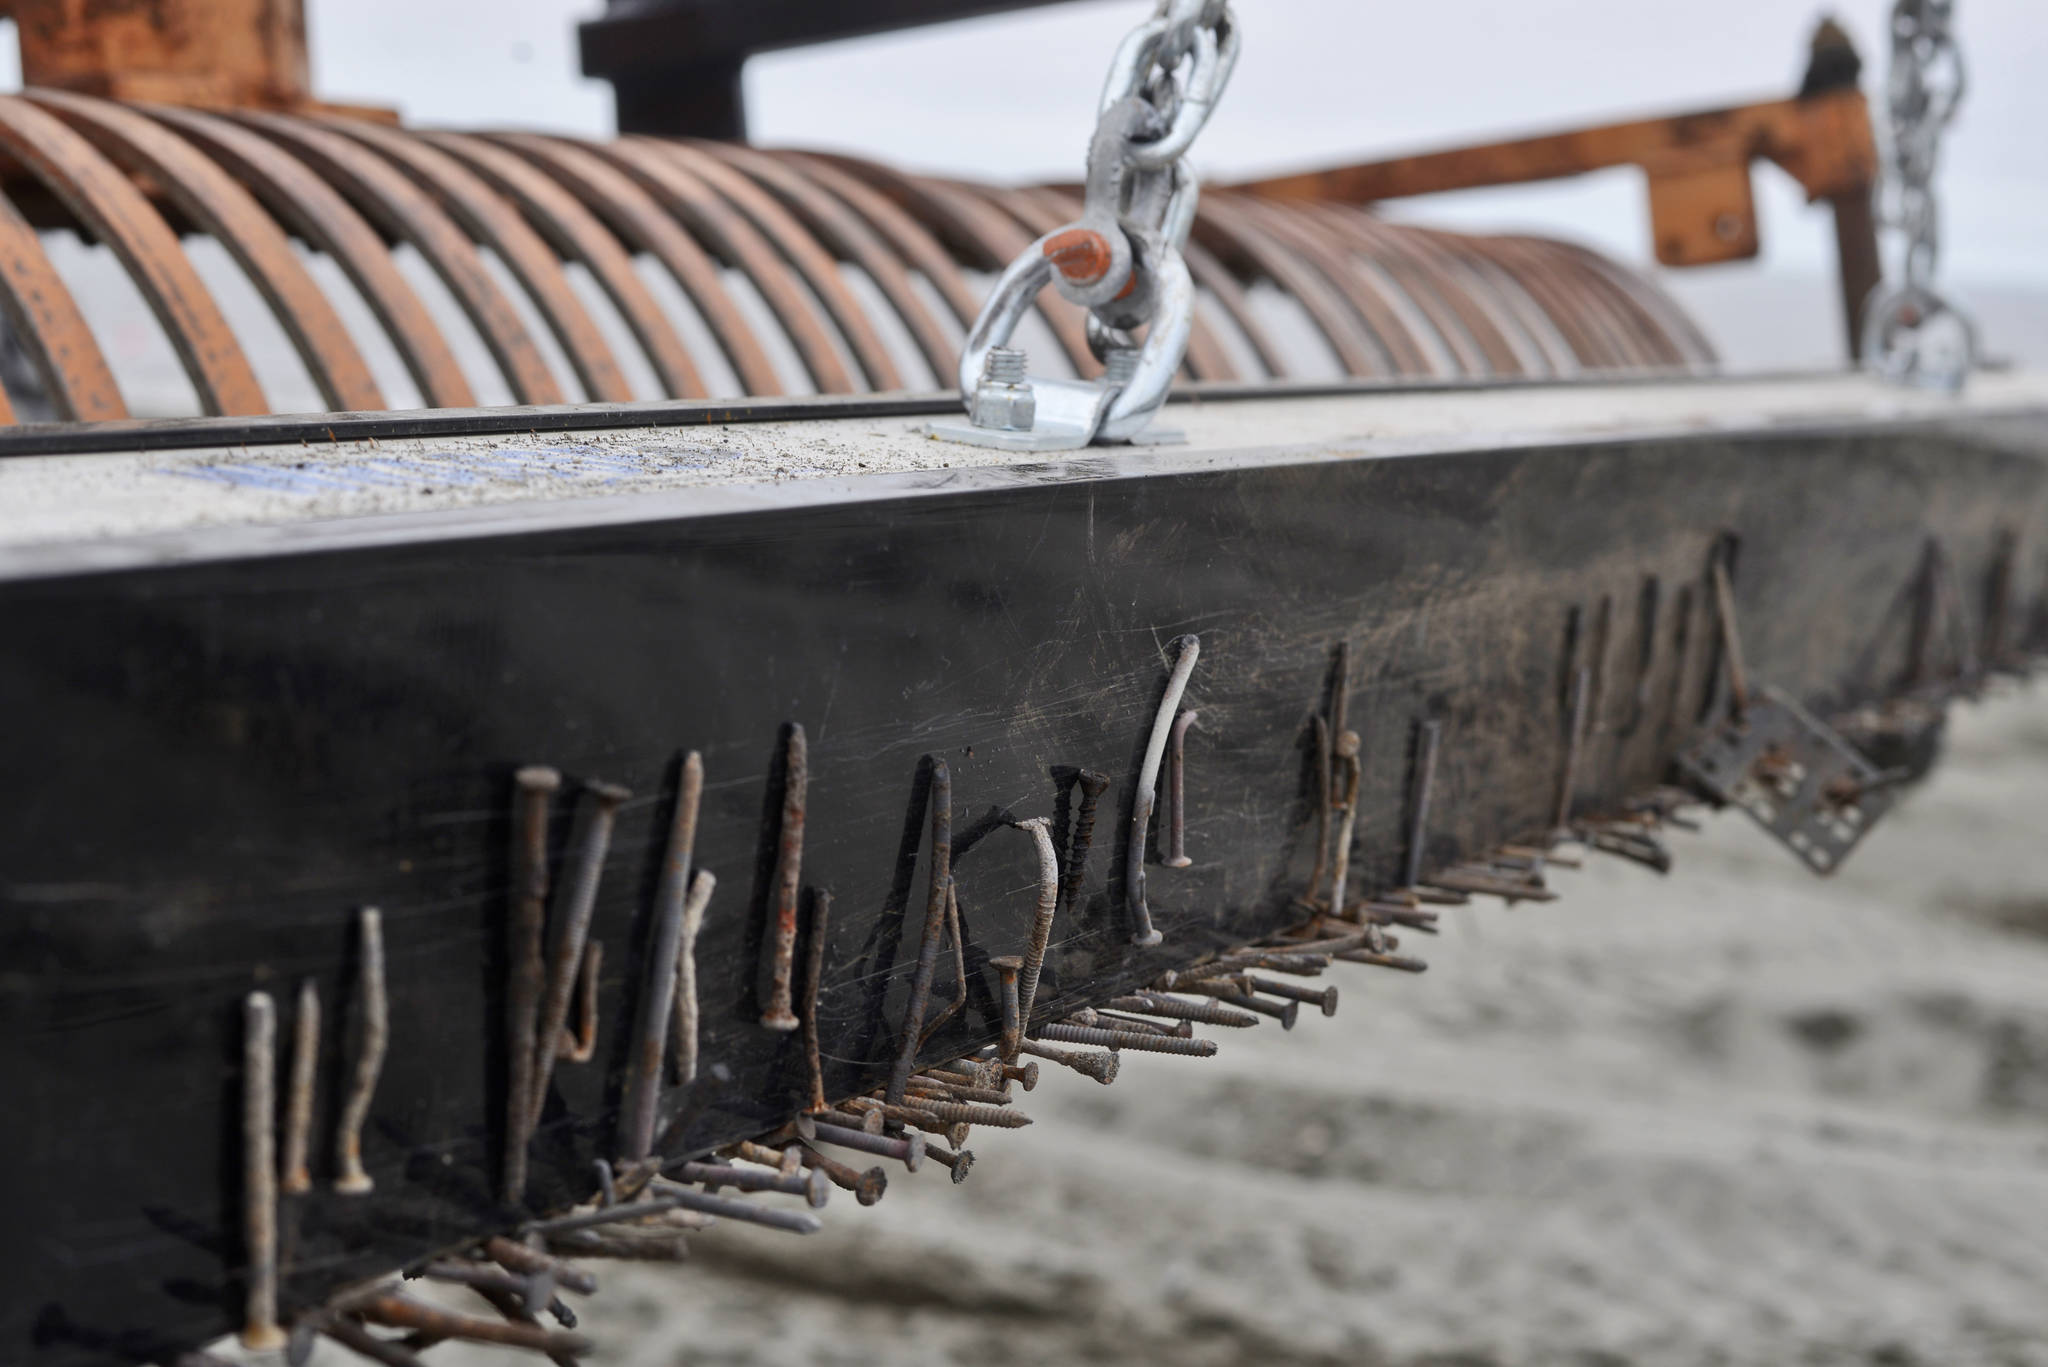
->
xmin=804 ymin=1118 xmax=926 ymax=1172
xmin=335 ymin=907 xmax=388 ymax=1195
xmin=887 ymin=757 xmax=951 ymax=1108
xmin=969 ymin=345 xmax=1036 ymax=432
xmin=1107 ymin=993 xmax=1259 ymax=1029
xmin=990 ymin=954 xmax=1024 ymax=1062
xmin=241 ymin=992 xmax=285 ymax=1352
xmin=1249 ymin=974 xmax=1339 ymax=1017
xmin=1128 ymin=635 xmax=1200 ymax=945
xmin=1010 ymin=816 xmax=1060 ymax=1036
xmin=1034 ymin=1022 xmax=1219 ymax=1056
xmin=801 ymin=887 xmax=832 ymax=1111
xmin=1019 ymin=1039 xmax=1119 ymax=1084
xmin=1164 ymin=710 xmax=1198 ymax=868
xmin=280 ymin=978 xmax=319 ymax=1197
xmin=925 ymin=1142 xmax=976 ymax=1185
xmin=530 ymin=781 xmax=630 ymax=1131
xmin=1060 ymin=769 xmax=1112 ymax=915
xmin=673 ymin=1160 xmax=830 ymax=1210
xmin=760 ymin=725 xmax=807 ymax=1032
xmin=622 ymin=751 xmax=701 ymax=1162
xmin=1100 ymin=347 xmax=1140 ymax=386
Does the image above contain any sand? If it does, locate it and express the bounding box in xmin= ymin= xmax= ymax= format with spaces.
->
xmin=367 ymin=683 xmax=2048 ymax=1367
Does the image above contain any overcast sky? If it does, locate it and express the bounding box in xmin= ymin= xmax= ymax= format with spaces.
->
xmin=275 ymin=0 xmax=2045 ymax=291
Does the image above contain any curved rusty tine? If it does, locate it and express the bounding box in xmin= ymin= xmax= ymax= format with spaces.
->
xmin=1553 ymin=237 xmax=1715 ymax=367
xmin=1535 ymin=238 xmax=1689 ymax=368
xmin=698 ymin=141 xmax=956 ymax=381
xmin=1505 ymin=236 xmax=1664 ymax=370
xmin=1417 ymin=227 xmax=1576 ymax=376
xmin=146 ymin=105 xmax=476 ymax=409
xmin=1181 ymin=234 xmax=1287 ymax=380
xmin=0 ymin=185 xmax=123 ymax=421
xmin=655 ymin=140 xmax=902 ymax=391
xmin=1012 ymin=183 xmax=1236 ymax=382
xmin=1194 ymin=193 xmax=1387 ymax=377
xmin=312 ymin=117 xmax=632 ymax=403
xmin=232 ymin=111 xmax=562 ymax=404
xmin=774 ymin=150 xmax=983 ymax=329
xmin=589 ymin=136 xmax=856 ymax=394
xmin=0 ymin=95 xmax=266 ymax=416
xmin=1237 ymin=195 xmax=1438 ymax=376
xmin=481 ymin=132 xmax=780 ymax=396
xmin=1320 ymin=205 xmax=1519 ymax=377
xmin=1459 ymin=233 xmax=1617 ymax=371
xmin=29 ymin=90 xmax=385 ymax=413
xmin=417 ymin=130 xmax=706 ymax=400
xmin=1367 ymin=217 xmax=1538 ymax=377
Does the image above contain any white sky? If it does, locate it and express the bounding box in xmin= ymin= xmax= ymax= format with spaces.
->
xmin=271 ymin=0 xmax=2046 ymax=289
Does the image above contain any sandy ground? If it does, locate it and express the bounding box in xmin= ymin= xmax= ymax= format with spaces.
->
xmin=364 ymin=683 xmax=2048 ymax=1367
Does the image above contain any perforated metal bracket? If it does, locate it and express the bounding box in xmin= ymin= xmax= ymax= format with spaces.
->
xmin=1675 ymin=685 xmax=1899 ymax=875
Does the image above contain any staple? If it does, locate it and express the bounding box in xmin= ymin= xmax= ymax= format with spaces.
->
xmin=241 ymin=992 xmax=285 ymax=1352
xmin=504 ymin=764 xmax=560 ymax=1204
xmin=335 ymin=907 xmax=388 ymax=1195
xmin=1327 ymin=730 xmax=1363 ymax=911
xmin=670 ymin=869 xmax=717 ymax=1088
xmin=1127 ymin=635 xmax=1201 ymax=945
xmin=1033 ymin=1022 xmax=1220 ymax=1055
xmin=886 ymin=757 xmax=952 ymax=1108
xmin=803 ymin=1118 xmax=927 ymax=1172
xmin=759 ymin=727 xmax=809 ymax=1032
xmin=558 ymin=939 xmax=602 ymax=1064
xmin=280 ymin=979 xmax=319 ymax=1197
xmin=801 ymin=887 xmax=833 ymax=1111
xmin=1554 ymin=666 xmax=1591 ymax=837
xmin=925 ymin=1142 xmax=976 ymax=1184
xmin=1248 ymin=974 xmax=1339 ymax=1017
xmin=1059 ymin=770 xmax=1112 ymax=914
xmin=1017 ymin=1039 xmax=1119 ymax=1084
xmin=1106 ymin=993 xmax=1259 ymax=1029
xmin=671 ymin=1160 xmax=830 ymax=1209
xmin=990 ymin=955 xmax=1024 ymax=1062
xmin=1404 ymin=719 xmax=1442 ymax=890
xmin=531 ymin=781 xmax=630 ymax=1131
xmin=622 ymin=751 xmax=702 ymax=1161
xmin=1164 ymin=710 xmax=1199 ymax=868
xmin=356 ymin=1293 xmax=592 ymax=1356
xmin=1012 ymin=815 xmax=1060 ymax=1034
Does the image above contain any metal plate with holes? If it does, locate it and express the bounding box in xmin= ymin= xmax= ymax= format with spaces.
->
xmin=1676 ymin=686 xmax=1895 ymax=874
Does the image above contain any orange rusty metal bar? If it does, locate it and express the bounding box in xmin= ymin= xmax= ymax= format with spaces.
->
xmin=656 ymin=140 xmax=904 ymax=391
xmin=5 ymin=0 xmax=311 ymax=111
xmin=0 ymin=184 xmax=125 ymax=420
xmin=234 ymin=111 xmax=563 ymax=405
xmin=315 ymin=117 xmax=633 ymax=403
xmin=144 ymin=104 xmax=476 ymax=408
xmin=483 ymin=131 xmax=781 ymax=396
xmin=418 ymin=130 xmax=708 ymax=400
xmin=30 ymin=89 xmax=385 ymax=412
xmin=594 ymin=135 xmax=857 ymax=393
xmin=0 ymin=94 xmax=266 ymax=415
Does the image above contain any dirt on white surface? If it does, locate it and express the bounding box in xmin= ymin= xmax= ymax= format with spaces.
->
xmin=377 ymin=685 xmax=2048 ymax=1367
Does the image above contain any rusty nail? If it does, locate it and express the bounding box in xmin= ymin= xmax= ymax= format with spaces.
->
xmin=484 ymin=1235 xmax=597 ymax=1297
xmin=1164 ymin=710 xmax=1198 ymax=868
xmin=649 ymin=1184 xmax=823 ymax=1234
xmin=1033 ymin=1022 xmax=1219 ymax=1056
xmin=1107 ymin=992 xmax=1259 ymax=1029
xmin=622 ymin=752 xmax=702 ymax=1161
xmin=670 ymin=868 xmax=716 ymax=1087
xmin=1404 ymin=719 xmax=1441 ymax=891
xmin=926 ymin=1058 xmax=1003 ymax=1090
xmin=761 ymin=725 xmax=807 ymax=1032
xmin=1011 ymin=815 xmax=1059 ymax=1036
xmin=241 ymin=992 xmax=285 ymax=1352
xmin=886 ymin=757 xmax=951 ymax=1108
xmin=801 ymin=887 xmax=832 ymax=1112
xmin=797 ymin=1146 xmax=887 ymax=1206
xmin=925 ymin=1142 xmax=976 ymax=1184
xmin=876 ymin=1096 xmax=1027 ymax=1129
xmin=335 ymin=907 xmax=387 ymax=1195
xmin=544 ymin=1230 xmax=690 ymax=1262
xmin=323 ymin=1317 xmax=429 ymax=1366
xmin=356 ymin=1293 xmax=592 ymax=1355
xmin=804 ymin=1117 xmax=926 ymax=1172
xmin=1018 ymin=1039 xmax=1119 ymax=1084
xmin=1306 ymin=712 xmax=1333 ymax=904
xmin=990 ymin=954 xmax=1023 ymax=1062
xmin=1089 ymin=1009 xmax=1192 ymax=1038
xmin=996 ymin=1058 xmax=1039 ymax=1091
xmin=280 ymin=978 xmax=319 ymax=1197
xmin=504 ymin=764 xmax=559 ymax=1204
xmin=841 ymin=1096 xmax=967 ymax=1144
xmin=673 ymin=1160 xmax=829 ymax=1210
xmin=1554 ymin=665 xmax=1591 ymax=837
xmin=1327 ymin=730 xmax=1363 ymax=914
xmin=531 ymin=781 xmax=630 ymax=1131
xmin=908 ymin=1077 xmax=1012 ymax=1106
xmin=1710 ymin=550 xmax=1751 ymax=715
xmin=1248 ymin=974 xmax=1339 ymax=1017
xmin=815 ymin=1106 xmax=883 ymax=1136
xmin=1060 ymin=768 xmax=1112 ymax=914
xmin=1129 ymin=635 xmax=1201 ymax=946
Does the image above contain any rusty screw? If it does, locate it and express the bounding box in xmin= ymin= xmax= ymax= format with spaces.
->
xmin=622 ymin=750 xmax=702 ymax=1162
xmin=1019 ymin=1039 xmax=1119 ymax=1084
xmin=798 ymin=1146 xmax=887 ymax=1206
xmin=1164 ymin=710 xmax=1198 ymax=868
xmin=1034 ymin=1022 xmax=1218 ymax=1056
xmin=280 ymin=978 xmax=319 ymax=1197
xmin=504 ymin=764 xmax=559 ymax=1204
xmin=1060 ymin=769 xmax=1112 ymax=915
xmin=990 ymin=955 xmax=1024 ymax=1062
xmin=530 ymin=781 xmax=630 ymax=1131
xmin=761 ymin=725 xmax=807 ymax=1032
xmin=1011 ymin=816 xmax=1060 ymax=1037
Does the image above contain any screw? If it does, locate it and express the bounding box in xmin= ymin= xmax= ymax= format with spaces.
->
xmin=1011 ymin=816 xmax=1059 ymax=1038
xmin=816 ymin=1106 xmax=884 ymax=1136
xmin=887 ymin=757 xmax=951 ymax=1108
xmin=530 ymin=781 xmax=630 ymax=1131
xmin=969 ymin=345 xmax=1036 ymax=431
xmin=907 ymin=1077 xmax=1013 ymax=1106
xmin=841 ymin=1095 xmax=968 ymax=1144
xmin=761 ymin=725 xmax=807 ymax=1032
xmin=802 ymin=1117 xmax=926 ymax=1172
xmin=1164 ymin=710 xmax=1198 ymax=867
xmin=990 ymin=954 xmax=1024 ymax=1062
xmin=1107 ymin=992 xmax=1258 ymax=1029
xmin=622 ymin=751 xmax=702 ymax=1162
xmin=1018 ymin=1039 xmax=1119 ymax=1084
xmin=1404 ymin=719 xmax=1441 ymax=891
xmin=1249 ymin=974 xmax=1339 ymax=1017
xmin=801 ymin=887 xmax=832 ymax=1112
xmin=241 ymin=992 xmax=285 ymax=1352
xmin=335 ymin=907 xmax=388 ymax=1195
xmin=1129 ymin=635 xmax=1201 ymax=946
xmin=504 ymin=765 xmax=559 ymax=1203
xmin=280 ymin=978 xmax=319 ymax=1197
xmin=1033 ymin=1022 xmax=1219 ymax=1056
xmin=925 ymin=1142 xmax=976 ymax=1184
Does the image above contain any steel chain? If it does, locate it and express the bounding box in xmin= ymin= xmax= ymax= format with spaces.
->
xmin=1866 ymin=0 xmax=1976 ymax=390
xmin=941 ymin=0 xmax=1238 ymax=449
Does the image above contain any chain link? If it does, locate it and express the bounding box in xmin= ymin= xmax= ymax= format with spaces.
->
xmin=944 ymin=1 xmax=1238 ymax=448
xmin=1866 ymin=0 xmax=1976 ymax=390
